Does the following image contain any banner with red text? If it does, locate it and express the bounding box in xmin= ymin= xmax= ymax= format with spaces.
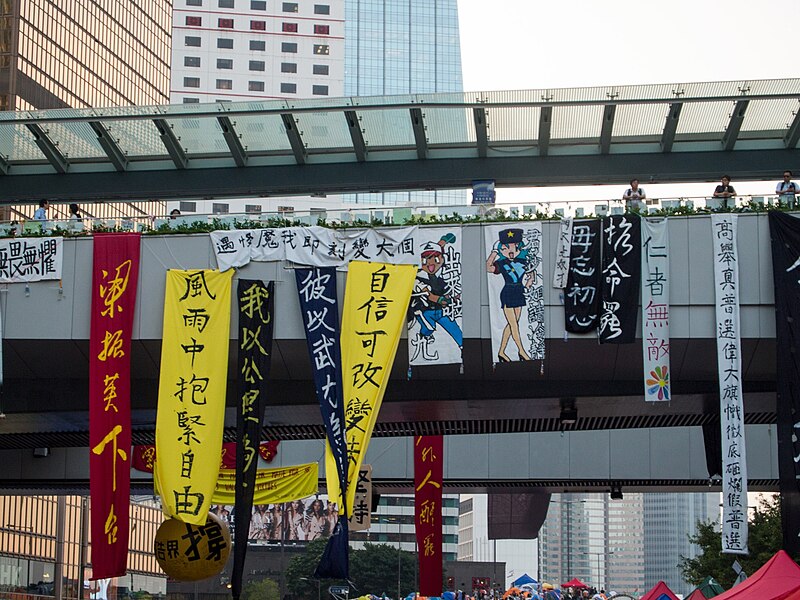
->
xmin=89 ymin=233 xmax=141 ymax=579
xmin=415 ymin=435 xmax=443 ymax=597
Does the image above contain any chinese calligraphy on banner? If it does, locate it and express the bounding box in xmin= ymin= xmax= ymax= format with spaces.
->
xmin=599 ymin=215 xmax=641 ymax=343
xmin=484 ymin=223 xmax=545 ymax=363
xmin=767 ymin=211 xmax=800 ymax=556
xmin=89 ymin=233 xmax=141 ymax=579
xmin=407 ymin=228 xmax=462 ymax=367
xmin=213 ymin=463 xmax=319 ymax=505
xmin=326 ymin=261 xmax=415 ymax=515
xmin=711 ymin=215 xmax=748 ymax=554
xmin=552 ymin=217 xmax=573 ymax=289
xmin=132 ymin=441 xmax=278 ymax=473
xmin=155 ymin=269 xmax=233 ymax=525
xmin=349 ymin=465 xmax=373 ymax=532
xmin=414 ymin=435 xmax=443 ymax=597
xmin=0 ymin=237 xmax=63 ymax=282
xmin=641 ymin=219 xmax=671 ymax=401
xmin=233 ymin=280 xmax=275 ymax=600
xmin=565 ymin=220 xmax=602 ymax=333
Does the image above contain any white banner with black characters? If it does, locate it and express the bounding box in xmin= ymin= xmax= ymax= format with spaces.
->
xmin=485 ymin=223 xmax=545 ymax=363
xmin=211 ymin=226 xmax=418 ymax=271
xmin=407 ymin=227 xmax=463 ymax=366
xmin=0 ymin=237 xmax=63 ymax=283
xmin=641 ymin=218 xmax=671 ymax=402
xmin=552 ymin=217 xmax=573 ymax=289
xmin=711 ymin=214 xmax=748 ymax=555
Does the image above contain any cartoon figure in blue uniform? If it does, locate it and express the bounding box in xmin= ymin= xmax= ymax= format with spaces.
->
xmin=486 ymin=228 xmax=534 ymax=362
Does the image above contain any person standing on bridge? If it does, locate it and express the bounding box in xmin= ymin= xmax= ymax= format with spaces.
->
xmin=776 ymin=170 xmax=799 ymax=208
xmin=622 ymin=179 xmax=646 ymax=212
xmin=713 ymin=175 xmax=736 ymax=209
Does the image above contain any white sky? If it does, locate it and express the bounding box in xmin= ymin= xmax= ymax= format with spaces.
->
xmin=455 ymin=0 xmax=800 ymax=204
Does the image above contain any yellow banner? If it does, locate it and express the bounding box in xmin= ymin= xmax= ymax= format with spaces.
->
xmin=212 ymin=463 xmax=319 ymax=505
xmin=327 ymin=261 xmax=415 ymax=516
xmin=155 ymin=269 xmax=233 ymax=525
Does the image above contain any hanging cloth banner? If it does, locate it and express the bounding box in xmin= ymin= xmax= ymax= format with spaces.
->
xmin=326 ymin=261 xmax=416 ymax=516
xmin=414 ymin=435 xmax=443 ymax=597
xmin=710 ymin=215 xmax=748 ymax=555
xmin=348 ymin=465 xmax=373 ymax=532
xmin=295 ymin=268 xmax=348 ymax=511
xmin=155 ymin=269 xmax=233 ymax=525
xmin=233 ymin=279 xmax=275 ymax=600
xmin=132 ymin=441 xmax=279 ymax=473
xmin=552 ymin=217 xmax=573 ymax=289
xmin=484 ymin=223 xmax=545 ymax=363
xmin=407 ymin=227 xmax=463 ymax=366
xmin=213 ymin=463 xmax=318 ymax=505
xmin=767 ymin=211 xmax=800 ymax=556
xmin=564 ymin=220 xmax=602 ymax=333
xmin=0 ymin=237 xmax=63 ymax=282
xmin=641 ymin=218 xmax=671 ymax=402
xmin=89 ymin=233 xmax=141 ymax=579
xmin=599 ymin=215 xmax=641 ymax=343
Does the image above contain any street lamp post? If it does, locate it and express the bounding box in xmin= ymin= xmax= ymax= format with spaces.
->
xmin=300 ymin=577 xmax=321 ymax=600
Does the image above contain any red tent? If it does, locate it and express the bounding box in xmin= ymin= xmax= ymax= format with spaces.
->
xmin=639 ymin=582 xmax=680 ymax=600
xmin=685 ymin=589 xmax=707 ymax=600
xmin=561 ymin=580 xmax=588 ymax=590
xmin=709 ymin=550 xmax=800 ymax=600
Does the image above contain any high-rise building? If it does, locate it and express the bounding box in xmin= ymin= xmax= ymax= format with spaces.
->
xmin=0 ymin=0 xmax=172 ymax=111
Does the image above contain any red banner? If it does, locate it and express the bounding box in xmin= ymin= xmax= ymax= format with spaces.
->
xmin=132 ymin=440 xmax=280 ymax=473
xmin=414 ymin=435 xmax=443 ymax=597
xmin=89 ymin=233 xmax=140 ymax=579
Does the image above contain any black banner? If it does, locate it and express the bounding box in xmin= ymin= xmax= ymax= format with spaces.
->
xmin=768 ymin=211 xmax=800 ymax=558
xmin=488 ymin=493 xmax=551 ymax=540
xmin=599 ymin=215 xmax=641 ymax=343
xmin=565 ymin=220 xmax=602 ymax=333
xmin=233 ymin=280 xmax=275 ymax=600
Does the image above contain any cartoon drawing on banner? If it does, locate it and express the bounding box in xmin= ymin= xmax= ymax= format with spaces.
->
xmin=407 ymin=231 xmax=463 ymax=365
xmin=486 ymin=228 xmax=534 ymax=361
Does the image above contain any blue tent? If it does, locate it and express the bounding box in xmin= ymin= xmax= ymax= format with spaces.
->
xmin=513 ymin=575 xmax=538 ymax=587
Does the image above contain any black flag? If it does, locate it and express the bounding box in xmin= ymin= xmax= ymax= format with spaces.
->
xmin=565 ymin=220 xmax=602 ymax=333
xmin=599 ymin=215 xmax=641 ymax=343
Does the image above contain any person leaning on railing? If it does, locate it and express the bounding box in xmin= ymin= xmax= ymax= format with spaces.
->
xmin=776 ymin=170 xmax=799 ymax=209
xmin=622 ymin=178 xmax=646 ymax=212
xmin=713 ymin=175 xmax=736 ymax=209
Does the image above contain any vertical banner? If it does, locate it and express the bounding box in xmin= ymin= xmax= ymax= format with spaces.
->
xmin=564 ymin=220 xmax=602 ymax=333
xmin=327 ymin=262 xmax=415 ymax=515
xmin=407 ymin=228 xmax=463 ymax=366
xmin=599 ymin=215 xmax=641 ymax=343
xmin=641 ymin=219 xmax=671 ymax=402
xmin=415 ymin=435 xmax=443 ymax=597
xmin=552 ymin=217 xmax=573 ymax=289
xmin=484 ymin=223 xmax=545 ymax=363
xmin=232 ymin=280 xmax=275 ymax=600
xmin=710 ymin=215 xmax=748 ymax=554
xmin=767 ymin=211 xmax=800 ymax=556
xmin=155 ymin=269 xmax=233 ymax=525
xmin=349 ymin=465 xmax=373 ymax=532
xmin=89 ymin=233 xmax=141 ymax=579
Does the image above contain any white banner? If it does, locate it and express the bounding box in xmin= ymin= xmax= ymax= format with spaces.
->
xmin=552 ymin=217 xmax=573 ymax=289
xmin=211 ymin=226 xmax=418 ymax=271
xmin=407 ymin=227 xmax=463 ymax=366
xmin=641 ymin=219 xmax=671 ymax=401
xmin=711 ymin=214 xmax=748 ymax=555
xmin=0 ymin=237 xmax=63 ymax=283
xmin=485 ymin=223 xmax=545 ymax=363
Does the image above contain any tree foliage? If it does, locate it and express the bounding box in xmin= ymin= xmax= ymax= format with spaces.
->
xmin=241 ymin=578 xmax=281 ymax=600
xmin=679 ymin=495 xmax=788 ymax=589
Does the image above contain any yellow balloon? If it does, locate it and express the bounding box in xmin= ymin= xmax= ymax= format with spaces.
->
xmin=154 ymin=512 xmax=231 ymax=581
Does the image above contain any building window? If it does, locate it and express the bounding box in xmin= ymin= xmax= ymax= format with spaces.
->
xmin=249 ymin=60 xmax=265 ymax=71
xmin=216 ymin=79 xmax=233 ymax=90
xmin=218 ymin=0 xmax=234 ymax=6
xmin=282 ymin=22 xmax=298 ymax=32
xmin=180 ymin=201 xmax=197 ymax=212
xmin=251 ymin=20 xmax=266 ymax=30
xmin=185 ymin=16 xmax=202 ymax=26
xmin=184 ymin=56 xmax=201 ymax=67
xmin=185 ymin=36 xmax=202 ymax=47
xmin=281 ymin=42 xmax=297 ymax=53
xmin=312 ymin=85 xmax=328 ymax=95
xmin=187 ymin=0 xmax=202 ymax=5
xmin=245 ymin=204 xmax=262 ymax=214
xmin=280 ymin=82 xmax=297 ymax=94
xmin=313 ymin=44 xmax=329 ymax=55
xmin=218 ymin=38 xmax=234 ymax=49
xmin=217 ymin=58 xmax=233 ymax=69
xmin=184 ymin=77 xmax=201 ymax=88
xmin=213 ymin=203 xmax=230 ymax=214
xmin=314 ymin=4 xmax=330 ymax=14
xmin=183 ymin=97 xmax=200 ymax=104
xmin=282 ymin=2 xmax=298 ymax=11
xmin=313 ymin=24 xmax=329 ymax=35
xmin=218 ymin=18 xmax=234 ymax=28
xmin=250 ymin=40 xmax=266 ymax=51
xmin=249 ymin=81 xmax=265 ymax=92
xmin=251 ymin=0 xmax=266 ymax=8
xmin=312 ymin=64 xmax=329 ymax=75
xmin=281 ymin=62 xmax=297 ymax=73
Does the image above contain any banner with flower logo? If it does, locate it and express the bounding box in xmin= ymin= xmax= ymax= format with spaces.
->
xmin=641 ymin=218 xmax=670 ymax=402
